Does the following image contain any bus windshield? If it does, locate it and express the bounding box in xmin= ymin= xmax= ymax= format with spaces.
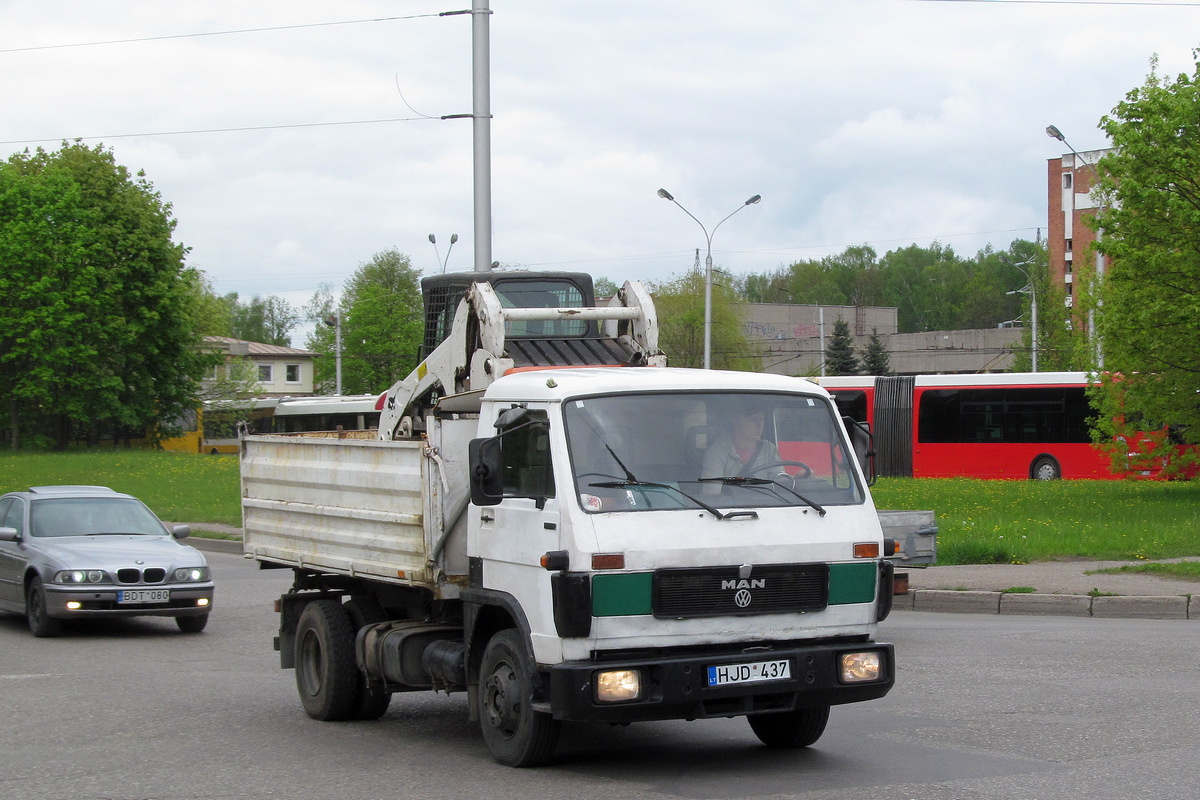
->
xmin=563 ymin=391 xmax=864 ymax=513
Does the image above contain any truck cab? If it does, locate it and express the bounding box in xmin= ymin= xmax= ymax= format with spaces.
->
xmin=463 ymin=368 xmax=894 ymax=761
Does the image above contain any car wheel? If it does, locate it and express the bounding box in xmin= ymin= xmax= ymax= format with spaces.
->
xmin=176 ymin=613 xmax=209 ymax=633
xmin=26 ymin=576 xmax=62 ymax=638
xmin=294 ymin=599 xmax=359 ymax=721
xmin=477 ymin=628 xmax=560 ymax=767
xmin=1031 ymin=456 xmax=1061 ymax=480
xmin=342 ymin=597 xmax=392 ymax=720
xmin=748 ymin=705 xmax=830 ymax=748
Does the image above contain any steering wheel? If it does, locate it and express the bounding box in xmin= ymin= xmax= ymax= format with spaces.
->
xmin=747 ymin=460 xmax=813 ymax=480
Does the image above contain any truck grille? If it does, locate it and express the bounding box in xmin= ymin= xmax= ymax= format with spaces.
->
xmin=652 ymin=564 xmax=828 ymax=618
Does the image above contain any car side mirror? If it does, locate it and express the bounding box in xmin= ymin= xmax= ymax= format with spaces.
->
xmin=171 ymin=524 xmax=191 ymax=540
xmin=0 ymin=526 xmax=18 ymax=542
xmin=468 ymin=436 xmax=504 ymax=506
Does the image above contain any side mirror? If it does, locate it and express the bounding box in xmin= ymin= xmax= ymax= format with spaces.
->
xmin=171 ymin=524 xmax=191 ymax=540
xmin=843 ymin=415 xmax=877 ymax=486
xmin=468 ymin=436 xmax=504 ymax=506
xmin=0 ymin=526 xmax=18 ymax=542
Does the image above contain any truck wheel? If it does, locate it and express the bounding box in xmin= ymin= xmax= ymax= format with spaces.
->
xmin=295 ymin=599 xmax=359 ymax=721
xmin=343 ymin=597 xmax=392 ymax=720
xmin=26 ymin=576 xmax=62 ymax=638
xmin=748 ymin=705 xmax=830 ymax=748
xmin=477 ymin=629 xmax=560 ymax=767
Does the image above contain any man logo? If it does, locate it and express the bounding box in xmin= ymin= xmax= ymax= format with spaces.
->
xmin=734 ymin=589 xmax=753 ymax=608
xmin=721 ymin=579 xmax=764 ymax=590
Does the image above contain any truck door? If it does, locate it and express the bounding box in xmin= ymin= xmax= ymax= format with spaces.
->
xmin=470 ymin=407 xmax=562 ymax=651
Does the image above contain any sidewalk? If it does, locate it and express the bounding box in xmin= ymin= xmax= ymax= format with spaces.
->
xmin=180 ymin=524 xmax=1200 ymax=621
xmin=897 ymin=557 xmax=1200 ymax=619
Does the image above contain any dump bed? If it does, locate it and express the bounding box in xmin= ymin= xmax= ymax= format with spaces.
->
xmin=241 ymin=433 xmax=444 ymax=589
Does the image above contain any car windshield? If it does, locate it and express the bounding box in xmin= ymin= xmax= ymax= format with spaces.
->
xmin=30 ymin=497 xmax=167 ymax=538
xmin=563 ymin=390 xmax=864 ymax=513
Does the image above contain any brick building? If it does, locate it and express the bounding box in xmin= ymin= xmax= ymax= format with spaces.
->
xmin=1046 ymin=147 xmax=1111 ymax=315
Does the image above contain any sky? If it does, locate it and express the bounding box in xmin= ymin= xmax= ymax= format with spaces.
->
xmin=2 ymin=0 xmax=1198 ymax=341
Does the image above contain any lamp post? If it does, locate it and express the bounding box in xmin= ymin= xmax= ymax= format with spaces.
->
xmin=429 ymin=233 xmax=459 ymax=273
xmin=656 ymin=189 xmax=761 ymax=369
xmin=1001 ymin=255 xmax=1038 ymax=373
xmin=1047 ymin=124 xmax=1104 ymax=368
xmin=323 ymin=312 xmax=343 ymax=395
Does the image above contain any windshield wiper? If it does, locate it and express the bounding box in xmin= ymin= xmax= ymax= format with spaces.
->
xmin=588 ymin=480 xmax=756 ymax=521
xmin=698 ymin=476 xmax=827 ymax=517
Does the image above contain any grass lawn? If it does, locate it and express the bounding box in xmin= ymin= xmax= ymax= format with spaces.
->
xmin=2 ymin=451 xmax=1198 ymax=566
xmin=873 ymin=477 xmax=1200 ymax=565
xmin=0 ymin=450 xmax=242 ymax=525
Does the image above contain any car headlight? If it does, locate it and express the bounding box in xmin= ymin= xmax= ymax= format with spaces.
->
xmin=173 ymin=567 xmax=210 ymax=582
xmin=56 ymin=569 xmax=108 ymax=584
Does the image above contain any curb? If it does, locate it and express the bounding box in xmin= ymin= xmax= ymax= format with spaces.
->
xmin=188 ymin=535 xmax=244 ymax=556
xmin=184 ymin=530 xmax=1195 ymax=621
xmin=894 ymin=589 xmax=1196 ymax=620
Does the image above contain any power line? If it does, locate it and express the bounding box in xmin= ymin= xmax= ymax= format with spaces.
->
xmin=0 ymin=116 xmax=439 ymax=146
xmin=0 ymin=13 xmax=450 ymax=55
xmin=892 ymin=0 xmax=1200 ymax=6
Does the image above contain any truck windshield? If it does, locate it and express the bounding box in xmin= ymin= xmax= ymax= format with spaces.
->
xmin=564 ymin=391 xmax=864 ymax=513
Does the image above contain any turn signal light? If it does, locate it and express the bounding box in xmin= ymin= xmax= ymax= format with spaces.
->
xmin=853 ymin=542 xmax=880 ymax=558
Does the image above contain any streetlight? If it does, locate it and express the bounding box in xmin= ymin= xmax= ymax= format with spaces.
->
xmin=1001 ymin=255 xmax=1038 ymax=373
xmin=323 ymin=312 xmax=343 ymax=395
xmin=429 ymin=233 xmax=459 ymax=274
xmin=1047 ymin=124 xmax=1104 ymax=368
xmin=657 ymin=189 xmax=761 ymax=369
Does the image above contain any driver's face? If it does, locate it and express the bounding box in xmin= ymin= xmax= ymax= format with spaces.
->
xmin=732 ymin=410 xmax=765 ymax=441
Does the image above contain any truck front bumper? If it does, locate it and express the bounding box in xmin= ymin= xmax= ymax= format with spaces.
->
xmin=547 ymin=640 xmax=894 ymax=724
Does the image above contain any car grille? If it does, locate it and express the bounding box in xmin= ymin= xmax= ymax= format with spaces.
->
xmin=652 ymin=563 xmax=828 ymax=618
xmin=116 ymin=568 xmax=167 ymax=584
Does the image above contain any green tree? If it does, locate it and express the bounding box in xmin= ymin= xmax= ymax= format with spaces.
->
xmin=824 ymin=318 xmax=859 ymax=376
xmin=860 ymin=328 xmax=891 ymax=376
xmin=1087 ymin=53 xmax=1200 ymax=471
xmin=0 ymin=142 xmax=205 ymax=449
xmin=652 ymin=268 xmax=756 ymax=370
xmin=307 ymin=249 xmax=423 ymax=395
xmin=218 ymin=293 xmax=299 ymax=346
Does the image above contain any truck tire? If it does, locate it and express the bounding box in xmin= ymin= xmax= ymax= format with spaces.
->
xmin=26 ymin=576 xmax=62 ymax=638
xmin=295 ymin=599 xmax=359 ymax=721
xmin=748 ymin=705 xmax=830 ymax=748
xmin=342 ymin=597 xmax=392 ymax=720
xmin=477 ymin=629 xmax=561 ymax=767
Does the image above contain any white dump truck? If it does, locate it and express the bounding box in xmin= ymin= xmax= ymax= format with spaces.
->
xmin=241 ymin=271 xmax=896 ymax=767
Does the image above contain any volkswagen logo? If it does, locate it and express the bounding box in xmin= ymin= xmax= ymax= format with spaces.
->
xmin=734 ymin=589 xmax=752 ymax=608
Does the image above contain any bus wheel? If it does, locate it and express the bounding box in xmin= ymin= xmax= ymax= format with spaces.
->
xmin=1031 ymin=456 xmax=1061 ymax=481
xmin=748 ymin=705 xmax=830 ymax=748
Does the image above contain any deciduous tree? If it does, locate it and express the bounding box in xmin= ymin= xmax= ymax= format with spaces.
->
xmin=0 ymin=142 xmax=204 ymax=449
xmin=1088 ymin=53 xmax=1200 ymax=471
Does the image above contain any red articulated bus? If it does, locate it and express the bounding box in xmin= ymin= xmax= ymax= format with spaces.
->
xmin=816 ymin=372 xmax=1159 ymax=480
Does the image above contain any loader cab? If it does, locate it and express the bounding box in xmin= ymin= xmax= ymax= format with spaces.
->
xmin=420 ymin=271 xmax=600 ymax=359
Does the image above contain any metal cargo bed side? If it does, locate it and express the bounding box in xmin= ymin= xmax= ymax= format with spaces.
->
xmin=240 ymin=434 xmax=435 ymax=587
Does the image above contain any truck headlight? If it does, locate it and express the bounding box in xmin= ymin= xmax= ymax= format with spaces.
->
xmin=839 ymin=651 xmax=883 ymax=683
xmin=595 ymin=669 xmax=643 ymax=703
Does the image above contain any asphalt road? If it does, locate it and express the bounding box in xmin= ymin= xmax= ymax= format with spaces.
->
xmin=1 ymin=550 xmax=1196 ymax=800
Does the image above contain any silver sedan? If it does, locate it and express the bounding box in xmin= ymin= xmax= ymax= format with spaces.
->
xmin=0 ymin=485 xmax=214 ymax=636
